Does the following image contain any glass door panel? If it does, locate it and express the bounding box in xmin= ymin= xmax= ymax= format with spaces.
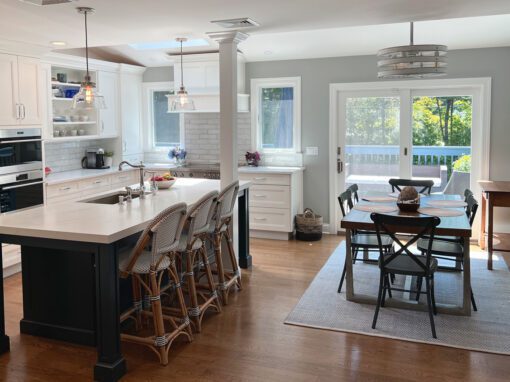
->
xmin=412 ymin=95 xmax=472 ymax=194
xmin=344 ymin=96 xmax=400 ymax=193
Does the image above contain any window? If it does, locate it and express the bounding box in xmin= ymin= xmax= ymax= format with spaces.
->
xmin=143 ymin=83 xmax=184 ymax=151
xmin=251 ymin=77 xmax=301 ymax=153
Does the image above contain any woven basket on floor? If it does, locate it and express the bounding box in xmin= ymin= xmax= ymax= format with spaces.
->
xmin=295 ymin=208 xmax=323 ymax=241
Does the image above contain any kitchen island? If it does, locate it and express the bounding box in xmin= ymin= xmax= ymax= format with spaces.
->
xmin=0 ymin=178 xmax=251 ymax=382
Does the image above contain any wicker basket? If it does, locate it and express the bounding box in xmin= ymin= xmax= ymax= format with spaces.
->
xmin=295 ymin=208 xmax=323 ymax=241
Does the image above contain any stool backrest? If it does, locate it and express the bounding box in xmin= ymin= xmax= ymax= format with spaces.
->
xmin=214 ymin=181 xmax=239 ymax=230
xmin=371 ymin=213 xmax=440 ymax=275
xmin=388 ymin=178 xmax=434 ymax=195
xmin=338 ymin=189 xmax=353 ymax=218
xmin=124 ymin=202 xmax=187 ymax=273
xmin=348 ymin=184 xmax=359 ymax=203
xmin=466 ymin=194 xmax=478 ymax=226
xmin=186 ymin=191 xmax=219 ymax=244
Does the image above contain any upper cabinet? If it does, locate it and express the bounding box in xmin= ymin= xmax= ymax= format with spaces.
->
xmin=119 ymin=67 xmax=143 ymax=158
xmin=97 ymin=71 xmax=119 ymax=138
xmin=0 ymin=53 xmax=42 ymax=127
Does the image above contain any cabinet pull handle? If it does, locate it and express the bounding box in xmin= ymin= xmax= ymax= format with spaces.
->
xmin=15 ymin=104 xmax=20 ymax=120
xmin=254 ymin=177 xmax=266 ymax=181
xmin=59 ymin=186 xmax=71 ymax=191
xmin=253 ymin=194 xmax=266 ymax=198
xmin=254 ymin=217 xmax=267 ymax=221
xmin=21 ymin=104 xmax=26 ymax=119
xmin=94 ymin=180 xmax=102 ymax=184
xmin=118 ymin=176 xmax=128 ymax=180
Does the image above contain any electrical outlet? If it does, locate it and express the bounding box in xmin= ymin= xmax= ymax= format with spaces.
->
xmin=305 ymin=147 xmax=319 ymax=156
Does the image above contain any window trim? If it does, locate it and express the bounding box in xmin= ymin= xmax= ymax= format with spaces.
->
xmin=142 ymin=81 xmax=185 ymax=153
xmin=250 ymin=77 xmax=301 ymax=153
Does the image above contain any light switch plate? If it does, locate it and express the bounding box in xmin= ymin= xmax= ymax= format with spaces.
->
xmin=305 ymin=146 xmax=319 ymax=156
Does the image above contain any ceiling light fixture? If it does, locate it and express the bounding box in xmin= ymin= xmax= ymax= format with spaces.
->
xmin=72 ymin=7 xmax=106 ymax=110
xmin=168 ymin=38 xmax=195 ymax=112
xmin=377 ymin=22 xmax=447 ymax=79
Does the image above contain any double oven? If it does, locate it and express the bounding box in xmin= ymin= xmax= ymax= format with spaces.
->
xmin=0 ymin=128 xmax=43 ymax=214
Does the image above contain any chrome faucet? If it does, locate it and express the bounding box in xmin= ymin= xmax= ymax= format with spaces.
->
xmin=118 ymin=161 xmax=145 ymax=190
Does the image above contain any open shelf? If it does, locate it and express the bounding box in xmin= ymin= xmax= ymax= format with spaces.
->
xmin=53 ymin=121 xmax=97 ymax=126
xmin=52 ymin=81 xmax=81 ymax=87
xmin=52 ymin=97 xmax=74 ymax=102
xmin=45 ymin=135 xmax=118 ymax=143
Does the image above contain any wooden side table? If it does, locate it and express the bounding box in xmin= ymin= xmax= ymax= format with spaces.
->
xmin=478 ymin=181 xmax=510 ymax=270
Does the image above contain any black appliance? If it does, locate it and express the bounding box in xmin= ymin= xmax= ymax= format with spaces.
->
xmin=81 ymin=148 xmax=109 ymax=169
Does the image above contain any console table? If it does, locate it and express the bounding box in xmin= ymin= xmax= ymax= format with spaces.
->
xmin=478 ymin=180 xmax=510 ymax=270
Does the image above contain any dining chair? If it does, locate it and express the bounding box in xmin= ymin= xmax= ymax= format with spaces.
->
xmin=207 ymin=180 xmax=242 ymax=305
xmin=388 ymin=178 xmax=434 ymax=195
xmin=371 ymin=213 xmax=441 ymax=338
xmin=337 ymin=189 xmax=393 ymax=293
xmin=118 ymin=202 xmax=192 ymax=365
xmin=348 ymin=184 xmax=359 ymax=204
xmin=416 ymin=193 xmax=479 ymax=311
xmin=175 ymin=191 xmax=222 ymax=333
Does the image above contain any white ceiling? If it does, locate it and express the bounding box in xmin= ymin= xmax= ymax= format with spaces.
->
xmin=2 ymin=0 xmax=510 ymax=65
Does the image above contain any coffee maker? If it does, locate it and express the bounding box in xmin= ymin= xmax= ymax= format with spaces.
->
xmin=81 ymin=148 xmax=109 ymax=169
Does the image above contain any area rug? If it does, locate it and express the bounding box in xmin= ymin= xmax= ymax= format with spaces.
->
xmin=285 ymin=241 xmax=510 ymax=355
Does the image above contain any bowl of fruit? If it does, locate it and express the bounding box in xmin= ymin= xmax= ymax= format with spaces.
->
xmin=150 ymin=173 xmax=176 ymax=189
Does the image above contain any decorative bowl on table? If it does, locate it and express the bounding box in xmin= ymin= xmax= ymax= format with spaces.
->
xmin=397 ymin=186 xmax=420 ymax=212
xmin=151 ymin=174 xmax=176 ymax=189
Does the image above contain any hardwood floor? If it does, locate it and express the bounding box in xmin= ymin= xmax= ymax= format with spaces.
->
xmin=0 ymin=235 xmax=508 ymax=381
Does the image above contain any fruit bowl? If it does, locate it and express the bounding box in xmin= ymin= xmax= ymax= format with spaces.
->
xmin=151 ymin=173 xmax=176 ymax=189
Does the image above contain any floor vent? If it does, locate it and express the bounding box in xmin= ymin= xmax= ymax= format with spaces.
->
xmin=211 ymin=18 xmax=260 ymax=29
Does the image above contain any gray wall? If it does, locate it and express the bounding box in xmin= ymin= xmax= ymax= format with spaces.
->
xmin=143 ymin=66 xmax=174 ymax=82
xmin=246 ymin=47 xmax=510 ymax=225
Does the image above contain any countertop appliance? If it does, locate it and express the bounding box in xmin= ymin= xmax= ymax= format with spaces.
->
xmin=170 ymin=163 xmax=220 ymax=179
xmin=82 ymin=148 xmax=109 ymax=169
xmin=0 ymin=128 xmax=43 ymax=213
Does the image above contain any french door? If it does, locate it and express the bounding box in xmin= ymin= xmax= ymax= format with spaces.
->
xmin=330 ymin=78 xmax=490 ymax=234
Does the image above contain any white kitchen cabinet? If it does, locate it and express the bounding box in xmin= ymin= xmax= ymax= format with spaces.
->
xmin=239 ymin=167 xmax=304 ymax=240
xmin=119 ymin=71 xmax=143 ymax=158
xmin=98 ymin=71 xmax=119 ymax=137
xmin=0 ymin=54 xmax=42 ymax=127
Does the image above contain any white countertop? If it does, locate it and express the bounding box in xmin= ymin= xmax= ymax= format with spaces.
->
xmin=0 ymin=179 xmax=250 ymax=244
xmin=45 ymin=168 xmax=139 ymax=185
xmin=238 ymin=166 xmax=305 ymax=174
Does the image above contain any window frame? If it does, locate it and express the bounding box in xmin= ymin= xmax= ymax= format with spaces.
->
xmin=142 ymin=82 xmax=185 ymax=153
xmin=250 ymin=77 xmax=301 ymax=154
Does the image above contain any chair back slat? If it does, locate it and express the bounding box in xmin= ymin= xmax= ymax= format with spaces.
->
xmin=338 ymin=189 xmax=353 ymax=218
xmin=187 ymin=191 xmax=218 ymax=242
xmin=371 ymin=213 xmax=440 ymax=274
xmin=215 ymin=181 xmax=239 ymax=229
xmin=348 ymin=184 xmax=359 ymax=204
xmin=466 ymin=194 xmax=478 ymax=227
xmin=388 ymin=178 xmax=434 ymax=195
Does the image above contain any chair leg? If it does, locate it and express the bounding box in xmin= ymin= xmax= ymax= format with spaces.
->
xmin=200 ymin=246 xmax=222 ymax=314
xmin=372 ymin=273 xmax=385 ymax=330
xmin=131 ymin=275 xmax=142 ymax=330
xmin=385 ymin=275 xmax=392 ymax=299
xmin=213 ymin=232 xmax=228 ymax=304
xmin=431 ymin=275 xmax=437 ymax=315
xmin=425 ymin=277 xmax=437 ymax=339
xmin=149 ymin=271 xmax=168 ymax=365
xmin=470 ymin=289 xmax=478 ymax=312
xmin=338 ymin=257 xmax=347 ymax=293
xmin=225 ymin=230 xmax=242 ymax=291
xmin=168 ymin=259 xmax=193 ymax=342
xmin=184 ymin=249 xmax=201 ymax=332
xmin=416 ymin=277 xmax=423 ymax=302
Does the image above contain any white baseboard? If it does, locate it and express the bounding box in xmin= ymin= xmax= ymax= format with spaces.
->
xmin=250 ymin=230 xmax=292 ymax=241
xmin=322 ymin=223 xmax=331 ymax=234
xmin=3 ymin=263 xmax=21 ymax=278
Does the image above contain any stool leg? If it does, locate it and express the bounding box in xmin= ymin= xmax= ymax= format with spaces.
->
xmin=185 ymin=249 xmax=201 ymax=332
xmin=225 ymin=230 xmax=242 ymax=291
xmin=168 ymin=258 xmax=193 ymax=342
xmin=149 ymin=270 xmax=168 ymax=365
xmin=131 ymin=275 xmax=142 ymax=330
xmin=213 ymin=232 xmax=228 ymax=304
xmin=200 ymin=245 xmax=222 ymax=314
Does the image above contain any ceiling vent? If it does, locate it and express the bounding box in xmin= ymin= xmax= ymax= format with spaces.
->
xmin=211 ymin=18 xmax=259 ymax=29
xmin=18 ymin=0 xmax=78 ymax=5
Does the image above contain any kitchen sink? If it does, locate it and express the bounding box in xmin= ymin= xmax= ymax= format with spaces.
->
xmin=83 ymin=191 xmax=141 ymax=205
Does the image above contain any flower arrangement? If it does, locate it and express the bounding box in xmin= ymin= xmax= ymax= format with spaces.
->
xmin=168 ymin=146 xmax=187 ymax=164
xmin=245 ymin=151 xmax=261 ymax=167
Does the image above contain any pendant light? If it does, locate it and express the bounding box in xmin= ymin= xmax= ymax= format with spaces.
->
xmin=377 ymin=22 xmax=447 ymax=79
xmin=168 ymin=38 xmax=195 ymax=111
xmin=72 ymin=7 xmax=106 ymax=110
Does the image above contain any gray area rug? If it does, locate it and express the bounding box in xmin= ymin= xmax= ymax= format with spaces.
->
xmin=285 ymin=241 xmax=510 ymax=354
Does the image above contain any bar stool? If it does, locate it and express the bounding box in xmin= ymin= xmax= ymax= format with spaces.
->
xmin=118 ymin=202 xmax=192 ymax=366
xmin=208 ymin=180 xmax=242 ymax=305
xmin=177 ymin=191 xmax=222 ymax=332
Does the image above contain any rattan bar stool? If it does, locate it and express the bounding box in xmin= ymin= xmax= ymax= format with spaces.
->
xmin=118 ymin=202 xmax=192 ymax=366
xmin=176 ymin=191 xmax=222 ymax=333
xmin=208 ymin=181 xmax=242 ymax=305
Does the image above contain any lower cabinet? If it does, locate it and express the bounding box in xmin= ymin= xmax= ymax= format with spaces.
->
xmin=239 ymin=169 xmax=303 ymax=240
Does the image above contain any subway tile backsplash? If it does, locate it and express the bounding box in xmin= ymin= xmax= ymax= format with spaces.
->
xmin=44 ymin=140 xmax=114 ymax=173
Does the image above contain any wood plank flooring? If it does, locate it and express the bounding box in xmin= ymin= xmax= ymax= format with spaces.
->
xmin=0 ymin=235 xmax=509 ymax=381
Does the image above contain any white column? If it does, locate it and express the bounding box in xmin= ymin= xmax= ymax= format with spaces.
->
xmin=207 ymin=31 xmax=248 ymax=188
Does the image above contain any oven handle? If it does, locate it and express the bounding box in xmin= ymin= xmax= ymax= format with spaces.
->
xmin=0 ymin=138 xmax=42 ymax=144
xmin=2 ymin=181 xmax=44 ymax=191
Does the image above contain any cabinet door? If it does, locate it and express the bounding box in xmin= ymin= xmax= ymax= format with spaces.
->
xmin=0 ymin=54 xmax=19 ymax=126
xmin=98 ymin=71 xmax=119 ymax=137
xmin=17 ymin=56 xmax=42 ymax=126
xmin=120 ymin=73 xmax=142 ymax=156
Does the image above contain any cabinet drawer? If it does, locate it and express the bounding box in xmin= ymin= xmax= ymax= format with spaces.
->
xmin=249 ymin=185 xmax=290 ymax=208
xmin=46 ymin=182 xmax=79 ymax=198
xmin=250 ymin=207 xmax=291 ymax=232
xmin=239 ymin=173 xmax=290 ymax=186
xmin=79 ymin=176 xmax=111 ymax=191
xmin=110 ymin=171 xmax=137 ymax=186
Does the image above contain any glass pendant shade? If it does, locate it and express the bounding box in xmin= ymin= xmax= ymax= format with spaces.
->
xmin=169 ymin=87 xmax=195 ymax=111
xmin=73 ymin=76 xmax=106 ymax=110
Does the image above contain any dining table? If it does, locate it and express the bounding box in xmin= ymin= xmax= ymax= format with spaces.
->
xmin=340 ymin=192 xmax=473 ymax=316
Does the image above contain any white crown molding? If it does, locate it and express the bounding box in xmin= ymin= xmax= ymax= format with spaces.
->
xmin=0 ymin=39 xmax=50 ymax=57
xmin=41 ymin=52 xmax=146 ymax=74
xmin=206 ymin=31 xmax=249 ymax=44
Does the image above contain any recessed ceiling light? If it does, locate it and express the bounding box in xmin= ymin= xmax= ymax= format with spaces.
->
xmin=50 ymin=41 xmax=67 ymax=47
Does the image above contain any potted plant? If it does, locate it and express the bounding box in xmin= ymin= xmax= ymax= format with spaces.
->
xmin=245 ymin=151 xmax=261 ymax=167
xmin=104 ymin=151 xmax=114 ymax=168
xmin=168 ymin=146 xmax=187 ymax=165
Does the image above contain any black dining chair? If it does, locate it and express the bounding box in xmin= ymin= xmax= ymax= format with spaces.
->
xmin=337 ymin=189 xmax=393 ymax=293
xmin=348 ymin=184 xmax=359 ymax=204
xmin=371 ymin=213 xmax=441 ymax=338
xmin=389 ymin=178 xmax=434 ymax=195
xmin=416 ymin=193 xmax=479 ymax=311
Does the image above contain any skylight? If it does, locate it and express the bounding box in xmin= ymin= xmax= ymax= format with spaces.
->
xmin=129 ymin=38 xmax=209 ymax=51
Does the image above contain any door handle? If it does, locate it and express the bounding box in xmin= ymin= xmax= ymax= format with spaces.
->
xmin=337 ymin=159 xmax=343 ymax=174
xmin=20 ymin=104 xmax=26 ymax=120
xmin=404 ymin=147 xmax=408 ymax=156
